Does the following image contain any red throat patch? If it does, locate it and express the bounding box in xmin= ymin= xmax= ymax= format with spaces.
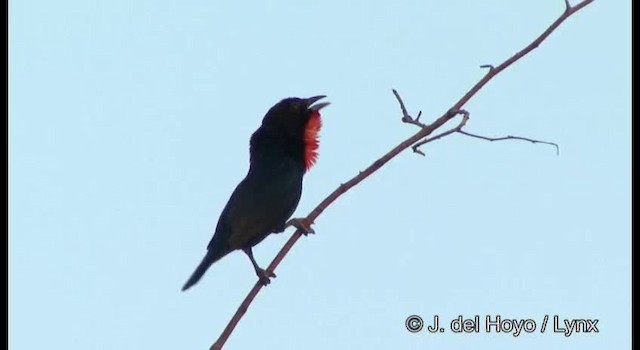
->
xmin=303 ymin=111 xmax=322 ymax=171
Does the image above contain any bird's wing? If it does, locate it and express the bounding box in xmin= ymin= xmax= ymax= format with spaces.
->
xmin=210 ymin=159 xmax=303 ymax=250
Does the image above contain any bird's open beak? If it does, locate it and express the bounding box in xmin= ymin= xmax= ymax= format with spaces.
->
xmin=306 ymin=95 xmax=330 ymax=111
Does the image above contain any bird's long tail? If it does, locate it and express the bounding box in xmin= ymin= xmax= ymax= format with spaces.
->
xmin=182 ymin=249 xmax=224 ymax=291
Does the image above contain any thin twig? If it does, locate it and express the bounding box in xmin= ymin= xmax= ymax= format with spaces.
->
xmin=393 ymin=88 xmax=427 ymax=128
xmin=210 ymin=1 xmax=593 ymax=349
xmin=480 ymin=64 xmax=495 ymax=71
xmin=458 ymin=130 xmax=560 ymax=155
xmin=392 ymin=88 xmax=410 ymax=119
xmin=564 ymin=0 xmax=572 ymax=11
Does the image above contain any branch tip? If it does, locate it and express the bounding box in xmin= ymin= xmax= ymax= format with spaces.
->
xmin=412 ymin=146 xmax=426 ymax=156
xmin=392 ymin=89 xmax=410 ymax=119
xmin=458 ymin=130 xmax=560 ymax=155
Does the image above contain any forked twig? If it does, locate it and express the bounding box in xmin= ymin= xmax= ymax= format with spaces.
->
xmin=411 ymin=110 xmax=470 ymax=156
xmin=393 ymin=88 xmax=426 ymax=128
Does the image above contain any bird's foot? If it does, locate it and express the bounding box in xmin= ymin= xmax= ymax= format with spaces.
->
xmin=256 ymin=268 xmax=277 ymax=286
xmin=285 ymin=217 xmax=315 ymax=235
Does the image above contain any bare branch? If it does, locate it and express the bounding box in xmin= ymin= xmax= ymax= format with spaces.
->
xmin=210 ymin=1 xmax=593 ymax=349
xmin=458 ymin=130 xmax=560 ymax=155
xmin=412 ymin=110 xmax=470 ymax=156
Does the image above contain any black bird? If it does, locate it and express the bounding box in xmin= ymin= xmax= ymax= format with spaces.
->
xmin=182 ymin=96 xmax=329 ymax=291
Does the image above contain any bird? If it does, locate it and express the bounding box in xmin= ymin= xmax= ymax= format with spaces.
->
xmin=182 ymin=95 xmax=330 ymax=291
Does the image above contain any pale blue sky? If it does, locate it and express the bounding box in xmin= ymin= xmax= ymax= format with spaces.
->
xmin=9 ymin=0 xmax=630 ymax=349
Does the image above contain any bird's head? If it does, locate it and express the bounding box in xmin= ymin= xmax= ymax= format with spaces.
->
xmin=259 ymin=95 xmax=330 ymax=171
